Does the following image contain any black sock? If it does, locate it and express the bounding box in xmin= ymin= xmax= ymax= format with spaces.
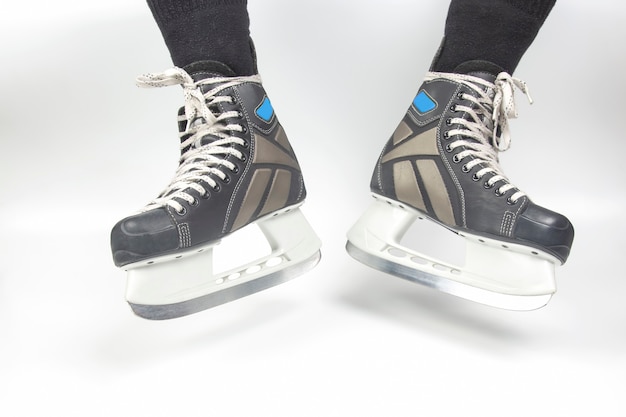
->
xmin=431 ymin=0 xmax=556 ymax=74
xmin=146 ymin=0 xmax=256 ymax=75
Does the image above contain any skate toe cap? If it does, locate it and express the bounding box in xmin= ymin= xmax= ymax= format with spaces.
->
xmin=110 ymin=209 xmax=179 ymax=267
xmin=515 ymin=203 xmax=575 ymax=264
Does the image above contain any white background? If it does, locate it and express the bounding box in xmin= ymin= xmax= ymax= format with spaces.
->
xmin=1 ymin=1 xmax=625 ymax=416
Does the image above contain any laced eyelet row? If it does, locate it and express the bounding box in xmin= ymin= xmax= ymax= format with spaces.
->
xmin=477 ymin=179 xmax=518 ymax=204
xmin=440 ymin=87 xmax=521 ymax=206
xmin=175 ymin=187 xmax=214 ymax=216
xmin=443 ymin=92 xmax=466 ymax=138
xmin=136 ymin=70 xmax=265 ymax=216
xmin=226 ymin=99 xmax=247 ymax=135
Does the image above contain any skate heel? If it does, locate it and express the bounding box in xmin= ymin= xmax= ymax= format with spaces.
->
xmin=346 ymin=195 xmax=558 ymax=311
xmin=125 ymin=207 xmax=321 ymax=320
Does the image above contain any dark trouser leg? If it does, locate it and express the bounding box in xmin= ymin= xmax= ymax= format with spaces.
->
xmin=146 ymin=0 xmax=255 ymax=75
xmin=431 ymin=0 xmax=556 ymax=74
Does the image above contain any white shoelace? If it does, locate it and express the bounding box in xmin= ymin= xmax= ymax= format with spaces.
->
xmin=136 ymin=67 xmax=261 ymax=214
xmin=425 ymin=71 xmax=533 ymax=203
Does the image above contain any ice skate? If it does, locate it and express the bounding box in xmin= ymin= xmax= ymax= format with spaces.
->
xmin=111 ymin=61 xmax=321 ymax=320
xmin=347 ymin=62 xmax=574 ymax=310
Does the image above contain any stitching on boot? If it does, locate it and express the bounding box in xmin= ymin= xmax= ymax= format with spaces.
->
xmin=178 ymin=223 xmax=192 ymax=248
xmin=500 ymin=211 xmax=516 ymax=237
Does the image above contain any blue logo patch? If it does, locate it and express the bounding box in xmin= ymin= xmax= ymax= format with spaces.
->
xmin=255 ymin=97 xmax=274 ymax=122
xmin=413 ymin=90 xmax=436 ymax=114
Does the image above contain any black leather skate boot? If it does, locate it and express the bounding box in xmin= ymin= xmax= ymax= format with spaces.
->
xmin=111 ymin=61 xmax=321 ymax=319
xmin=347 ymin=61 xmax=574 ymax=310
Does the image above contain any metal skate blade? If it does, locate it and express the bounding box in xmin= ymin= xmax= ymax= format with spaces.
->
xmin=129 ymin=250 xmax=321 ymax=320
xmin=346 ymin=196 xmax=557 ymax=311
xmin=346 ymin=241 xmax=551 ymax=311
xmin=124 ymin=207 xmax=322 ymax=320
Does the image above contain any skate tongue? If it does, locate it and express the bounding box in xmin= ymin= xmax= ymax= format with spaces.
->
xmin=177 ymin=61 xmax=240 ymax=148
xmin=453 ymin=60 xmax=505 ymax=83
xmin=183 ymin=60 xmax=238 ymax=82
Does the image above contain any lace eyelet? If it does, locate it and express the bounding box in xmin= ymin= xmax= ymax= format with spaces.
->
xmin=445 ymin=144 xmax=453 ymax=153
xmin=190 ymin=198 xmax=198 ymax=206
xmin=483 ymin=181 xmax=494 ymax=189
xmin=507 ymin=197 xmax=517 ymax=205
xmin=452 ymin=154 xmax=461 ymax=163
xmin=176 ymin=207 xmax=187 ymax=216
xmin=472 ymin=173 xmax=480 ymax=182
xmin=201 ymin=191 xmax=210 ymax=199
xmin=223 ymin=175 xmax=230 ymax=184
xmin=445 ymin=118 xmax=452 ymax=126
xmin=457 ymin=92 xmax=464 ymax=100
xmin=495 ymin=188 xmax=504 ymax=197
xmin=450 ymin=104 xmax=457 ymax=112
xmin=237 ymin=111 xmax=243 ymax=119
xmin=214 ymin=184 xmax=221 ymax=192
xmin=241 ymin=125 xmax=248 ymax=134
xmin=232 ymin=166 xmax=239 ymax=174
xmin=461 ymin=165 xmax=470 ymax=173
xmin=443 ymin=131 xmax=450 ymax=139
